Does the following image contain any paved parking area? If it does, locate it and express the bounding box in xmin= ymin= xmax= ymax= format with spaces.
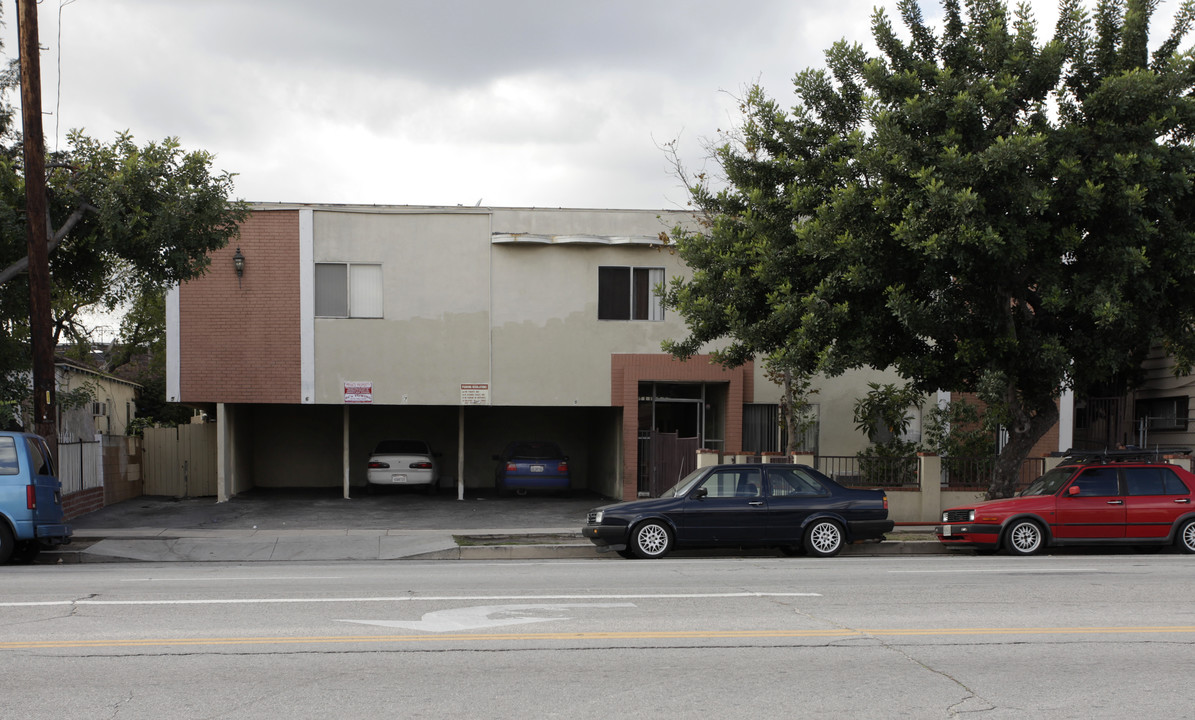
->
xmin=72 ymin=487 xmax=606 ymax=534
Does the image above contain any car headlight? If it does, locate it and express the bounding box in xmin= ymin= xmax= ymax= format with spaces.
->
xmin=593 ymin=510 xmax=604 ymax=524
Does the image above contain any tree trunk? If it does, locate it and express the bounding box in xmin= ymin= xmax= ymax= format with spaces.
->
xmin=781 ymin=371 xmax=798 ymax=455
xmin=987 ymin=397 xmax=1059 ymax=499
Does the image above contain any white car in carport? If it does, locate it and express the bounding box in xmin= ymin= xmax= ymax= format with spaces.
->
xmin=366 ymin=440 xmax=438 ymax=493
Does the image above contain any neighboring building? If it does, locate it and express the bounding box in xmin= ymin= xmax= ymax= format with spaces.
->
xmin=1074 ymin=346 xmax=1195 ymax=451
xmin=55 ymin=358 xmax=140 ymax=440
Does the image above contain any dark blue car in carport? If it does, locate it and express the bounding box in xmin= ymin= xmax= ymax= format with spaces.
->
xmin=582 ymin=463 xmax=892 ymax=558
xmin=494 ymin=441 xmax=571 ymax=495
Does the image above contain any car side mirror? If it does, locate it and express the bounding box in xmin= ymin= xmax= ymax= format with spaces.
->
xmin=1067 ymin=485 xmax=1080 ymax=496
xmin=693 ymin=487 xmax=707 ymax=499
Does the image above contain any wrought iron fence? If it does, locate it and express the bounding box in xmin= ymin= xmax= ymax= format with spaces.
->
xmin=942 ymin=456 xmax=1047 ymax=492
xmin=817 ymin=455 xmax=919 ymax=488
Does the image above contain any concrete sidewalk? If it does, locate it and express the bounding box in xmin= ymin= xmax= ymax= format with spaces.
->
xmin=43 ymin=488 xmax=945 ymax=563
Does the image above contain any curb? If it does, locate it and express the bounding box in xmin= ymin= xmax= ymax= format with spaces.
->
xmin=35 ymin=539 xmax=949 ymax=563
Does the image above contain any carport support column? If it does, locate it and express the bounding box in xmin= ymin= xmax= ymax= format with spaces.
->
xmin=457 ymin=406 xmax=465 ymax=500
xmin=217 ymin=402 xmax=230 ymax=503
xmin=343 ymin=406 xmax=350 ymax=500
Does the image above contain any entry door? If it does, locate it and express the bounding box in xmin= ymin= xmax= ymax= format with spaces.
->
xmin=1055 ymin=468 xmax=1126 ymax=539
xmin=678 ymin=468 xmax=767 ymax=543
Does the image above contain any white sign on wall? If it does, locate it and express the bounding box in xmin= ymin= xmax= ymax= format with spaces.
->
xmin=344 ymin=381 xmax=373 ymax=404
xmin=461 ymin=383 xmax=490 ymax=405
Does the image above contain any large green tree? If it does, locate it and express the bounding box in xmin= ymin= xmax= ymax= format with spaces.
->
xmin=664 ymin=0 xmax=1195 ymax=497
xmin=0 ymin=12 xmax=247 ymax=421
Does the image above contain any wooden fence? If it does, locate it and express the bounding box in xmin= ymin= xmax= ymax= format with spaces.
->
xmin=142 ymin=423 xmax=217 ymax=497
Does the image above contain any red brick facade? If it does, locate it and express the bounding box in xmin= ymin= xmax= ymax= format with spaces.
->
xmin=611 ymin=354 xmax=753 ymax=500
xmin=179 ymin=211 xmax=302 ymax=403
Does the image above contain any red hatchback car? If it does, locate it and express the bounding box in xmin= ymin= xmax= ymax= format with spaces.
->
xmin=937 ymin=449 xmax=1195 ymax=555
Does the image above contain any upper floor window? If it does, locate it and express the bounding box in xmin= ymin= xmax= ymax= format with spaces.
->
xmin=315 ymin=263 xmax=383 ymax=318
xmin=598 ymin=266 xmax=663 ymax=321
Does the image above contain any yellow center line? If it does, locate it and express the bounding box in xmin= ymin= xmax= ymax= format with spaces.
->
xmin=4 ymin=626 xmax=1195 ymax=650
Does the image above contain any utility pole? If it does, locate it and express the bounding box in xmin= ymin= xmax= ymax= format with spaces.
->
xmin=17 ymin=0 xmax=57 ymax=457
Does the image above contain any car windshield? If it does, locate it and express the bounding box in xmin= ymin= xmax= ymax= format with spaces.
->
xmin=374 ymin=440 xmax=429 ymax=455
xmin=661 ymin=467 xmax=707 ymax=498
xmin=1020 ymin=467 xmax=1075 ymax=496
xmin=509 ymin=442 xmax=562 ymax=459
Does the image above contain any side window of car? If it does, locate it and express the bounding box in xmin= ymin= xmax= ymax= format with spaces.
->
xmin=1125 ymin=468 xmax=1167 ymax=496
xmin=1164 ymin=471 xmax=1191 ymax=495
xmin=699 ymin=470 xmax=761 ymax=498
xmin=767 ymin=468 xmax=826 ymax=497
xmin=1069 ymin=468 xmax=1119 ymax=497
xmin=0 ymin=437 xmax=18 ymax=475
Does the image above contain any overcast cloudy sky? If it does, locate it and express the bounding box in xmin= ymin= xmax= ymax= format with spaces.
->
xmin=1 ymin=1 xmax=1187 ymax=210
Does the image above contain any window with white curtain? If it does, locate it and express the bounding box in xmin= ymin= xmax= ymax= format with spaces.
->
xmin=598 ymin=266 xmax=664 ymax=321
xmin=315 ymin=263 xmax=383 ymax=318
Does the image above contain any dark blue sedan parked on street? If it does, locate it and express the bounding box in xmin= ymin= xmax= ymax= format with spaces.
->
xmin=583 ymin=463 xmax=892 ymax=558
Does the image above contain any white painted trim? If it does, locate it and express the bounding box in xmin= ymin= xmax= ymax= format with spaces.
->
xmin=491 ymin=233 xmax=663 ymax=246
xmin=1058 ymin=388 xmax=1075 ymax=452
xmin=299 ymin=208 xmax=315 ymax=403
xmin=166 ymin=284 xmax=180 ymax=402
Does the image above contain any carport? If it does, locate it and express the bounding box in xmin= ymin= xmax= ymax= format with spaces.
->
xmin=213 ymin=402 xmax=624 ymax=502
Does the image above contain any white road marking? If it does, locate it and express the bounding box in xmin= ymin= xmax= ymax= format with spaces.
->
xmin=888 ymin=568 xmax=1100 ymax=573
xmin=0 ymin=591 xmax=821 ymax=608
xmin=338 ymin=603 xmax=636 ymax=632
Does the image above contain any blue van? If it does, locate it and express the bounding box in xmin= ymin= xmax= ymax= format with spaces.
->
xmin=0 ymin=431 xmax=72 ymax=564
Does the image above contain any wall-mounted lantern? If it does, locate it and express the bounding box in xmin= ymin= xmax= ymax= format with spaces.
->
xmin=233 ymin=247 xmax=245 ymax=287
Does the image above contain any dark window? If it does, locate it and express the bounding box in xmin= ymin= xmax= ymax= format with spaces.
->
xmin=767 ymin=467 xmax=828 ymax=497
xmin=508 ymin=442 xmax=563 ymax=460
xmin=1070 ymin=468 xmax=1119 ymax=497
xmin=1125 ymin=467 xmax=1190 ymax=496
xmin=598 ymin=266 xmax=663 ymax=321
xmin=698 ymin=469 xmax=761 ymax=498
xmin=1134 ymin=396 xmax=1189 ymax=432
xmin=373 ymin=440 xmax=430 ymax=455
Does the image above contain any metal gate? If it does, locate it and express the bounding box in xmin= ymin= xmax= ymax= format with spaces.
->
xmin=644 ymin=431 xmax=699 ymax=498
xmin=142 ymin=424 xmax=217 ymax=497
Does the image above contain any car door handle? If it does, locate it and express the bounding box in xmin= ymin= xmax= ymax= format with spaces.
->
xmin=1107 ymin=500 xmax=1124 ymax=505
xmin=748 ymin=501 xmax=765 ymax=506
xmin=1176 ymin=499 xmax=1191 ymax=504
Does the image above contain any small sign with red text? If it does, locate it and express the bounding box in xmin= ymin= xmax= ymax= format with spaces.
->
xmin=344 ymin=381 xmax=373 ymax=404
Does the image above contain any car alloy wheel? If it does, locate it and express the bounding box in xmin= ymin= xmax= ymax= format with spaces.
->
xmin=1178 ymin=519 xmax=1195 ymax=554
xmin=804 ymin=520 xmax=844 ymax=558
xmin=1005 ymin=519 xmax=1044 ymax=555
xmin=631 ymin=521 xmax=672 ymax=559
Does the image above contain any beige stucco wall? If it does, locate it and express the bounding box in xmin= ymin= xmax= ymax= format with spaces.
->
xmin=312 ymin=209 xmax=492 ymax=405
xmin=749 ymin=363 xmax=915 ymax=458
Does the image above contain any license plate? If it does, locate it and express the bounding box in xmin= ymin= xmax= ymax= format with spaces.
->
xmin=529 ymin=464 xmax=544 ymax=473
xmin=943 ymin=524 xmax=951 ymax=536
xmin=392 ymin=474 xmax=407 ymax=483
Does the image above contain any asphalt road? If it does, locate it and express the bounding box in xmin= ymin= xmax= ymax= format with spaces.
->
xmin=3 ymin=554 xmax=1193 ymax=718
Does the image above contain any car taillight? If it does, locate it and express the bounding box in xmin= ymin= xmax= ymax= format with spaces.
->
xmin=368 ymin=461 xmax=390 ymax=469
xmin=506 ymin=462 xmax=517 ymax=472
xmin=409 ymin=461 xmax=433 ymax=469
xmin=27 ymin=484 xmax=36 ymax=510
xmin=883 ymin=494 xmax=888 ymax=510
xmin=557 ymin=462 xmax=569 ymax=472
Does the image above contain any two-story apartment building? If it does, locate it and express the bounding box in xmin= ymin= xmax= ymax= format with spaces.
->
xmin=168 ymin=203 xmax=1064 ymax=504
